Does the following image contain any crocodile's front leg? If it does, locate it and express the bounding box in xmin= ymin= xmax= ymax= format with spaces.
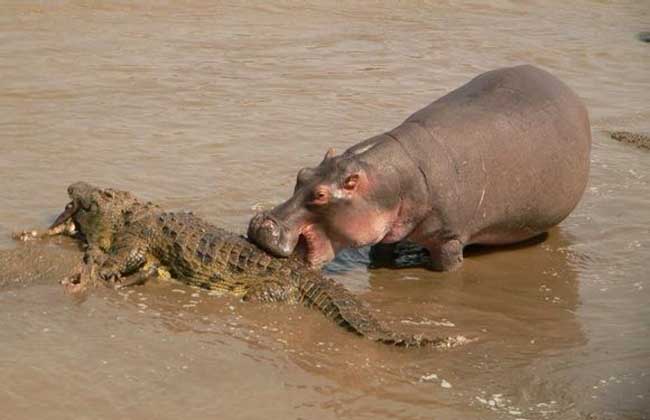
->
xmin=98 ymin=233 xmax=150 ymax=286
xmin=115 ymin=264 xmax=159 ymax=289
xmin=60 ymin=261 xmax=98 ymax=294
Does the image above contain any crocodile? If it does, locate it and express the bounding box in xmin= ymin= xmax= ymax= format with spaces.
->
xmin=610 ymin=131 xmax=650 ymax=151
xmin=16 ymin=181 xmax=458 ymax=348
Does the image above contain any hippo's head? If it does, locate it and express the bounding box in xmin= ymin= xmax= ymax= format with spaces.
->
xmin=248 ymin=148 xmax=402 ymax=268
xmin=49 ymin=182 xmax=141 ymax=251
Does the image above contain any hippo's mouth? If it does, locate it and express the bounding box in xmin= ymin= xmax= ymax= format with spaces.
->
xmin=296 ymin=224 xmax=336 ymax=268
xmin=247 ymin=213 xmax=338 ymax=268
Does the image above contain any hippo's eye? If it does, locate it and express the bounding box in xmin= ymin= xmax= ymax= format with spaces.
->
xmin=343 ymin=174 xmax=359 ymax=191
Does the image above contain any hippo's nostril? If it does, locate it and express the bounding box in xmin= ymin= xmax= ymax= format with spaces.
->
xmin=249 ymin=214 xmax=279 ymax=242
xmin=248 ymin=214 xmax=296 ymax=257
xmin=261 ymin=219 xmax=278 ymax=233
xmin=257 ymin=218 xmax=281 ymax=241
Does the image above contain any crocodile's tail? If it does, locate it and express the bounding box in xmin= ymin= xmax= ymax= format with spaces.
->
xmin=295 ymin=274 xmax=450 ymax=347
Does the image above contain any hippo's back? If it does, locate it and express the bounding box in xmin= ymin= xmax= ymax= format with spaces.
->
xmin=391 ymin=65 xmax=591 ymax=244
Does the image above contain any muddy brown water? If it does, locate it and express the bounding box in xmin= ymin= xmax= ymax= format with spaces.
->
xmin=1 ymin=1 xmax=649 ymax=419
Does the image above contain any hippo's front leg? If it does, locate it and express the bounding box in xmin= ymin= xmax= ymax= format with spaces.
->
xmin=426 ymin=238 xmax=464 ymax=272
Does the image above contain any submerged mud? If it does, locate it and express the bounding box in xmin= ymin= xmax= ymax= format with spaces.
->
xmin=1 ymin=1 xmax=649 ymax=419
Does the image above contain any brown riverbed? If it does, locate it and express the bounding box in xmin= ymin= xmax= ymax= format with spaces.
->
xmin=1 ymin=1 xmax=649 ymax=419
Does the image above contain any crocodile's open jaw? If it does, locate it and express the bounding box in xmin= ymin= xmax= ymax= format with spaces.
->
xmin=48 ymin=182 xmax=108 ymax=240
xmin=50 ymin=201 xmax=77 ymax=228
xmin=48 ymin=201 xmax=79 ymax=236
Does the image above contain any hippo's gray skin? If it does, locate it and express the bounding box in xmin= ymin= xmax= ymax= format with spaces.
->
xmin=248 ymin=65 xmax=591 ymax=271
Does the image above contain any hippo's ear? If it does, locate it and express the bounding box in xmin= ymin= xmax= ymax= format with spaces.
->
xmin=296 ymin=167 xmax=315 ymax=188
xmin=321 ymin=147 xmax=336 ymax=163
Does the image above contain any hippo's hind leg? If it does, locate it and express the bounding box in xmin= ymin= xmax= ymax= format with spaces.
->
xmin=426 ymin=238 xmax=464 ymax=272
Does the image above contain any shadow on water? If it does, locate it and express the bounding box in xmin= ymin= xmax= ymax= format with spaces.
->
xmin=359 ymin=231 xmax=551 ymax=270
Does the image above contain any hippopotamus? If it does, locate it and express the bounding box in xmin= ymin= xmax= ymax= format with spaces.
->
xmin=248 ymin=65 xmax=591 ymax=271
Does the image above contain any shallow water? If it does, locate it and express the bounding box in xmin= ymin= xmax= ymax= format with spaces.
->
xmin=1 ymin=1 xmax=649 ymax=419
